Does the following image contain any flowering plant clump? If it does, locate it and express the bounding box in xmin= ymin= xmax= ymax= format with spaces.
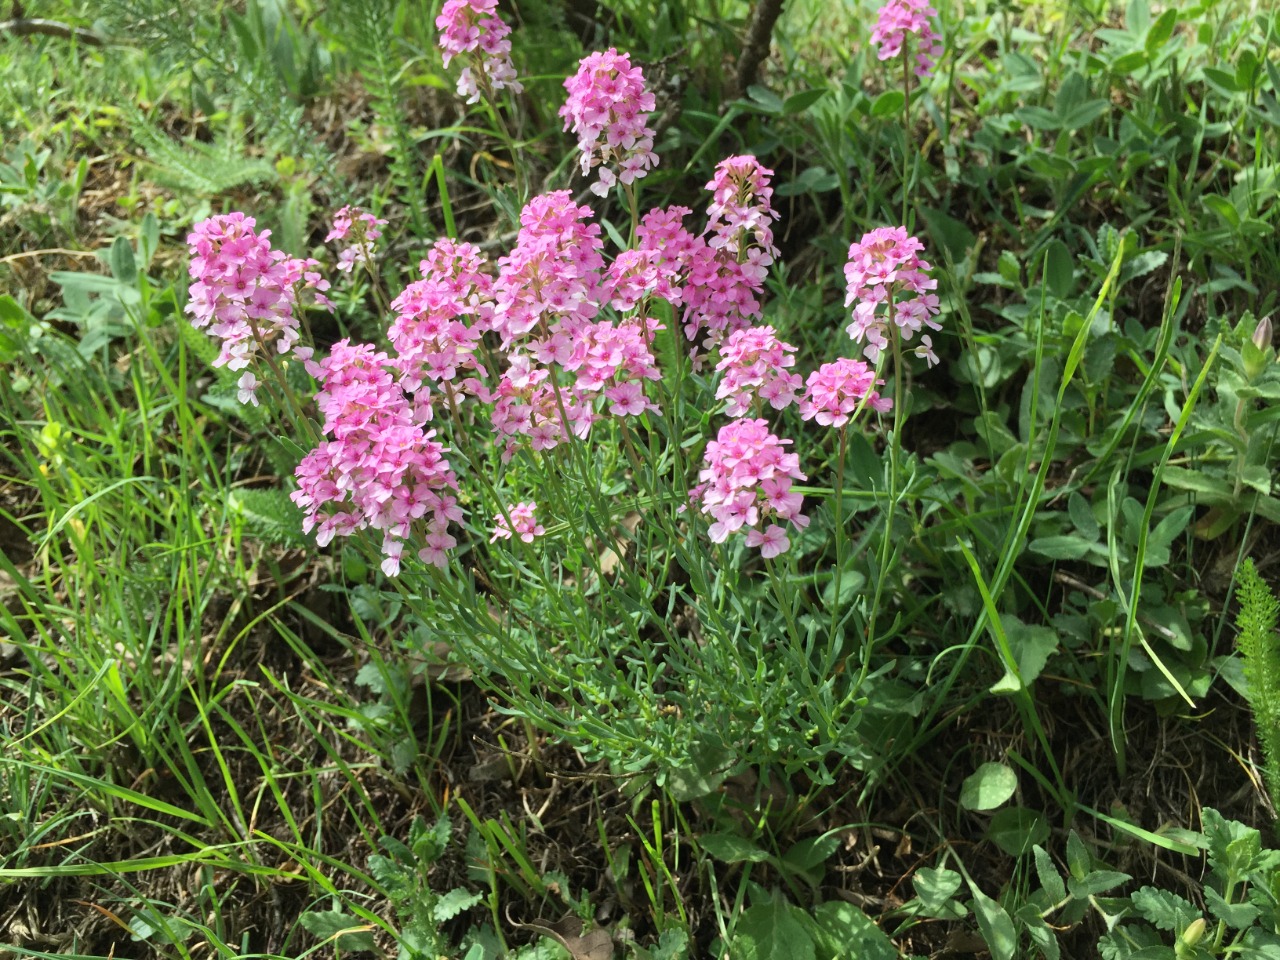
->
xmin=870 ymin=0 xmax=943 ymax=77
xmin=560 ymin=47 xmax=658 ymax=197
xmin=325 ymin=205 xmax=388 ymax=274
xmin=844 ymin=226 xmax=942 ymax=367
xmin=184 ymin=212 xmax=331 ymax=405
xmin=178 ymin=17 xmax=958 ymax=796
xmin=435 ymin=0 xmax=522 ymax=103
xmin=799 ymin=358 xmax=892 ymax=427
xmin=691 ymin=418 xmax=808 ymax=559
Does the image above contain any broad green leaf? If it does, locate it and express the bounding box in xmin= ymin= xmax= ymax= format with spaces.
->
xmin=699 ymin=833 xmax=770 ymax=864
xmin=987 ymin=807 xmax=1050 ymax=857
xmin=913 ymin=866 xmax=964 ymax=915
xmin=732 ymin=896 xmax=816 ymax=960
xmin=299 ymin=910 xmax=376 ymax=951
xmin=960 ymin=762 xmax=1018 ymax=811
xmin=1043 ymin=239 xmax=1074 ymax=298
xmin=969 ymin=887 xmax=1018 ymax=960
xmin=1029 ymin=535 xmax=1095 ymax=560
xmin=1067 ymin=870 xmax=1131 ymax=898
xmin=810 ymin=901 xmax=896 ymax=960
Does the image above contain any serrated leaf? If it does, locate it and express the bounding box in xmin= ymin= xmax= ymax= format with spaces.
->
xmin=1130 ymin=886 xmax=1198 ymax=931
xmin=960 ymin=762 xmax=1018 ymax=811
xmin=433 ymin=887 xmax=483 ymax=923
xmin=227 ymin=487 xmax=307 ymax=547
xmin=732 ymin=895 xmax=816 ymax=960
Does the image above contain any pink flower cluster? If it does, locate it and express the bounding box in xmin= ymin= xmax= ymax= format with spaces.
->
xmin=184 ymin=212 xmax=330 ymax=403
xmin=870 ymin=0 xmax=943 ymax=78
xmin=844 ymin=226 xmax=941 ymax=367
xmin=326 ymin=205 xmax=387 ymax=274
xmin=435 ymin=0 xmax=522 ymax=103
xmin=704 ymin=155 xmax=780 ymax=268
xmin=490 ymin=501 xmax=544 ymax=543
xmin=714 ymin=326 xmax=801 ymax=417
xmin=692 ymin=418 xmax=808 ymax=559
xmin=290 ymin=340 xmax=461 ymax=577
xmin=799 ymin=358 xmax=892 ymax=428
xmin=635 ymin=203 xmax=764 ymax=354
xmin=492 ymin=191 xmax=604 ymax=348
xmin=560 ymin=48 xmax=658 ymax=197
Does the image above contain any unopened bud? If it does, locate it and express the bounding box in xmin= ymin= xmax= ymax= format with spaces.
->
xmin=1244 ymin=317 xmax=1273 ymax=381
xmin=1176 ymin=917 xmax=1207 ymax=957
xmin=1253 ymin=317 xmax=1273 ymax=352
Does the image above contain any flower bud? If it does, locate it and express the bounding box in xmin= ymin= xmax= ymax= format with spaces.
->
xmin=1243 ymin=316 xmax=1273 ymax=381
xmin=1254 ymin=317 xmax=1273 ymax=351
xmin=1176 ymin=917 xmax=1206 ymax=958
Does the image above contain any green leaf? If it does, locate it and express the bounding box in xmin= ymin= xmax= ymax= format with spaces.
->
xmin=1066 ymin=831 xmax=1090 ymax=880
xmin=960 ymin=762 xmax=1018 ymax=811
xmin=1043 ymin=240 xmax=1074 ymax=298
xmin=969 ymin=886 xmax=1018 ymax=960
xmin=920 ymin=205 xmax=976 ymax=264
xmin=1067 ymin=870 xmax=1131 ymax=898
xmin=1130 ymin=886 xmax=1199 ymax=932
xmin=1033 ymin=846 xmax=1066 ymax=903
xmin=782 ymin=834 xmax=841 ymax=873
xmin=913 ymin=866 xmax=965 ymax=916
xmin=732 ymin=895 xmax=816 ymax=960
xmin=782 ymin=88 xmax=827 ymax=115
xmin=108 ymin=235 xmax=137 ymax=285
xmin=745 ymin=84 xmax=784 ymax=113
xmin=299 ymin=910 xmax=376 ymax=951
xmin=987 ymin=807 xmax=1050 ymax=857
xmin=1068 ymin=493 xmax=1100 ymax=541
xmin=810 ymin=901 xmax=896 ymax=960
xmin=700 ymin=833 xmax=771 ymax=864
xmin=1029 ymin=535 xmax=1096 ymax=560
xmin=433 ymin=888 xmax=483 ymax=923
xmin=1016 ymin=903 xmax=1061 ymax=960
xmin=870 ymin=89 xmax=905 ymax=117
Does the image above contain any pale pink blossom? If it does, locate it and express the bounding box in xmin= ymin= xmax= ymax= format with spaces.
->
xmin=560 ymin=48 xmax=658 ymax=196
xmin=491 ymin=501 xmax=545 ymax=543
xmin=844 ymin=226 xmax=941 ymax=366
xmin=871 ymin=0 xmax=943 ymax=77
xmin=798 ymin=358 xmax=892 ymax=428
xmin=436 ymin=0 xmax=523 ymax=103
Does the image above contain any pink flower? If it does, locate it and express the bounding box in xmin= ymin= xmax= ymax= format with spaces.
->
xmin=714 ymin=325 xmax=801 ymax=416
xmin=491 ymin=501 xmax=545 ymax=543
xmin=290 ymin=340 xmax=460 ymax=575
xmin=798 ymin=358 xmax=892 ymax=428
xmin=692 ymin=418 xmax=808 ymax=556
xmin=236 ymin=371 xmax=260 ymax=406
xmin=844 ymin=226 xmax=941 ymax=366
xmin=870 ymin=0 xmax=943 ymax=78
xmin=436 ymin=0 xmax=523 ymax=103
xmin=325 ymin=205 xmax=387 ymax=274
xmin=560 ymin=48 xmax=658 ymax=196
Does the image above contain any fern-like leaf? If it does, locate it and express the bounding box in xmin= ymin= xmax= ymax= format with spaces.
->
xmin=1236 ymin=558 xmax=1280 ymax=809
xmin=227 ymin=487 xmax=307 ymax=547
